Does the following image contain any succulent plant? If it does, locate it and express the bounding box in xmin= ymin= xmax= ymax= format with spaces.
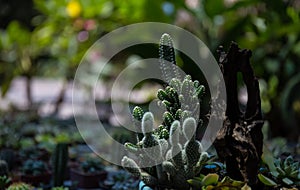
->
xmin=123 ymin=114 xmax=209 ymax=189
xmin=0 ymin=160 xmax=8 ymax=176
xmin=132 ymin=73 xmax=205 ymax=141
xmin=51 ymin=187 xmax=69 ymax=190
xmin=103 ymin=169 xmax=139 ymax=190
xmin=132 ymin=34 xmax=205 ymax=142
xmin=19 ymin=147 xmax=49 ymax=161
xmin=122 ymin=33 xmax=209 ymax=189
xmin=188 ymin=173 xmax=251 ymax=190
xmin=258 ymin=155 xmax=300 ymax=188
xmin=7 ymin=182 xmax=34 ymax=190
xmin=154 ymin=34 xmax=205 ymax=139
xmin=159 ymin=33 xmax=180 ymax=83
xmin=80 ymin=158 xmax=105 ymax=173
xmin=22 ymin=159 xmax=48 ymax=176
xmin=0 ymin=175 xmax=11 ymax=190
xmin=156 ymin=74 xmax=205 ymax=134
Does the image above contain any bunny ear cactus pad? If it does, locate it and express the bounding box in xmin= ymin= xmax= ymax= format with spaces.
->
xmin=159 ymin=33 xmax=179 ymax=83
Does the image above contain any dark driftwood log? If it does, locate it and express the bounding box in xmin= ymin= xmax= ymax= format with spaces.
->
xmin=213 ymin=42 xmax=264 ymax=187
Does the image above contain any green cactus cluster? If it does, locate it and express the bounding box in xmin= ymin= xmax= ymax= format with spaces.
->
xmin=122 ymin=33 xmax=209 ymax=189
xmin=123 ymin=112 xmax=209 ymax=189
xmin=156 ymin=75 xmax=205 ymax=136
xmin=258 ymin=155 xmax=300 ymax=188
xmin=7 ymin=182 xmax=34 ymax=190
xmin=133 ymin=74 xmax=205 ymax=141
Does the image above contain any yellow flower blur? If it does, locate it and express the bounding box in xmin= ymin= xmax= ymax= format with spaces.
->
xmin=66 ymin=0 xmax=81 ymax=18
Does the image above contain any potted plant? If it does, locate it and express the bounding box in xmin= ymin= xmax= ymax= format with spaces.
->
xmin=102 ymin=169 xmax=139 ymax=190
xmin=18 ymin=147 xmax=50 ymax=162
xmin=21 ymin=159 xmax=51 ymax=186
xmin=70 ymin=158 xmax=107 ymax=188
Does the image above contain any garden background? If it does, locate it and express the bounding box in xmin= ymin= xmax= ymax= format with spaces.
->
xmin=0 ymin=0 xmax=299 ymax=189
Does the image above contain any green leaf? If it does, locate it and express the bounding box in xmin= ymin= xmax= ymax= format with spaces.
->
xmin=290 ymin=170 xmax=299 ymax=179
xmin=202 ymin=173 xmax=219 ymax=186
xmin=262 ymin=144 xmax=276 ymax=172
xmin=258 ymin=174 xmax=277 ymax=186
xmin=7 ymin=21 xmax=31 ymax=46
xmin=241 ymin=184 xmax=252 ymax=190
xmin=187 ymin=179 xmax=202 ymax=188
xmin=282 ymin=177 xmax=293 ymax=185
xmin=275 ymin=166 xmax=286 ymax=176
xmin=231 ymin=179 xmax=245 ymax=187
xmin=202 ymin=0 xmax=226 ymax=18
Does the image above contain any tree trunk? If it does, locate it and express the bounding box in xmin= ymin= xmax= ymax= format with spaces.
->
xmin=213 ymin=42 xmax=264 ymax=188
xmin=52 ymin=79 xmax=68 ymax=115
xmin=25 ymin=75 xmax=32 ymax=108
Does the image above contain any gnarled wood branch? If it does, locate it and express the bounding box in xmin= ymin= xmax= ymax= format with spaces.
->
xmin=213 ymin=42 xmax=264 ymax=187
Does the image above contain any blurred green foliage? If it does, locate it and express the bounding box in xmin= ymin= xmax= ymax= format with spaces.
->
xmin=0 ymin=0 xmax=299 ymax=139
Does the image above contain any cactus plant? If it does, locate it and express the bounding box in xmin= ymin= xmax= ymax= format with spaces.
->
xmin=159 ymin=33 xmax=180 ymax=83
xmin=122 ymin=114 xmax=209 ymax=189
xmin=52 ymin=143 xmax=69 ymax=186
xmin=7 ymin=182 xmax=34 ymax=190
xmin=156 ymin=75 xmax=205 ymax=130
xmin=122 ymin=33 xmax=209 ymax=189
xmin=132 ymin=34 xmax=205 ymax=141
